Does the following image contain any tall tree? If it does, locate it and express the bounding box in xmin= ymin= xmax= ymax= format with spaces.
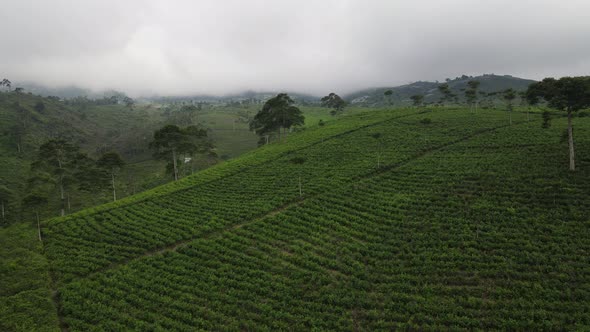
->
xmin=526 ymin=76 xmax=590 ymax=171
xmin=383 ymin=90 xmax=393 ymax=105
xmin=31 ymin=139 xmax=84 ymax=216
xmin=34 ymin=101 xmax=46 ymax=113
xmin=503 ymin=88 xmax=516 ymax=125
xmin=249 ymin=93 xmax=304 ymax=143
xmin=438 ymin=83 xmax=455 ymax=105
xmin=9 ymin=102 xmax=32 ymax=153
xmin=320 ymin=93 xmax=347 ymax=115
xmin=179 ymin=104 xmax=199 ymax=125
xmin=97 ymin=152 xmax=125 ymax=201
xmin=123 ymin=96 xmax=134 ymax=109
xmin=0 ymin=185 xmax=13 ymax=224
xmin=518 ymin=91 xmax=531 ymax=121
xmin=410 ymin=95 xmax=424 ymax=107
xmin=371 ymin=133 xmax=384 ymax=169
xmin=465 ymin=80 xmax=480 ymax=112
xmin=149 ymin=125 xmax=212 ymax=181
xmin=0 ymin=78 xmax=11 ymax=92
xmin=289 ymin=157 xmax=306 ymax=197
xmin=22 ymin=192 xmax=48 ymax=241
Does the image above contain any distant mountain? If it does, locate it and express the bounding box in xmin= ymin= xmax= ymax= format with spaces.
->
xmin=10 ymin=82 xmax=97 ymax=99
xmin=148 ymin=90 xmax=320 ymax=105
xmin=345 ymin=74 xmax=537 ymax=106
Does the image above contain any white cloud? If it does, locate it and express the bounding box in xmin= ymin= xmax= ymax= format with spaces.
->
xmin=1 ymin=0 xmax=589 ymax=96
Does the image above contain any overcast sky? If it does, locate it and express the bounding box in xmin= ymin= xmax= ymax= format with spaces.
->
xmin=1 ymin=0 xmax=589 ymax=96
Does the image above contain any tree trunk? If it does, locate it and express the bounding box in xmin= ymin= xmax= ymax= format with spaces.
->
xmin=36 ymin=212 xmax=42 ymax=242
xmin=172 ymin=149 xmax=178 ymax=181
xmin=568 ymin=110 xmax=575 ymax=171
xmin=58 ymin=159 xmax=65 ymax=216
xmin=1 ymin=200 xmax=5 ymax=221
xmin=67 ymin=193 xmax=71 ymax=212
xmin=277 ymin=127 xmax=281 ymax=142
xmin=111 ymin=170 xmax=117 ymax=201
xmin=59 ymin=183 xmax=65 ymax=216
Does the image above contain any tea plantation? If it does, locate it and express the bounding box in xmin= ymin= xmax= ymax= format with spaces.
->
xmin=13 ymin=107 xmax=590 ymax=330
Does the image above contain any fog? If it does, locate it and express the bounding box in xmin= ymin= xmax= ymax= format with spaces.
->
xmin=1 ymin=0 xmax=589 ymax=96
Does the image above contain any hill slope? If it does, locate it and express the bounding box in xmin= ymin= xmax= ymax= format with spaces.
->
xmin=9 ymin=106 xmax=590 ymax=330
xmin=0 ymin=92 xmax=169 ymax=221
xmin=346 ymin=74 xmax=536 ymax=106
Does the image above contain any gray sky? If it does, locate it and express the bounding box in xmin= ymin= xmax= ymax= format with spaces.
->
xmin=1 ymin=0 xmax=589 ymax=96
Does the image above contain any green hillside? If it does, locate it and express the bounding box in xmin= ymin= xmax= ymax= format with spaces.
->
xmin=347 ymin=74 xmax=536 ymax=106
xmin=3 ymin=105 xmax=590 ymax=330
xmin=0 ymin=92 xmax=170 ymax=221
xmin=0 ymin=92 xmax=260 ymax=220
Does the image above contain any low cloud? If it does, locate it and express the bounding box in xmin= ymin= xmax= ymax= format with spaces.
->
xmin=1 ymin=0 xmax=589 ymax=96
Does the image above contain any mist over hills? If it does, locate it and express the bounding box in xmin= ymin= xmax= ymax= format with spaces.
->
xmin=12 ymin=74 xmax=536 ymax=105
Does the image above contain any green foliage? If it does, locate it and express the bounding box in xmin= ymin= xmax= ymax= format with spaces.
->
xmin=0 ymin=184 xmax=13 ymax=224
xmin=149 ymin=124 xmax=212 ymax=180
xmin=321 ymin=92 xmax=348 ymax=115
xmin=542 ymin=111 xmax=551 ymax=129
xmin=527 ymin=76 xmax=590 ymax=112
xmin=34 ymin=101 xmax=46 ymax=113
xmin=503 ymin=88 xmax=516 ymax=102
xmin=465 ymin=80 xmax=480 ymax=108
xmin=97 ymin=151 xmax=125 ymax=170
xmin=420 ymin=117 xmax=432 ymax=124
xmin=22 ymin=192 xmax=48 ymax=210
xmin=437 ymin=83 xmax=456 ymax=104
xmin=289 ymin=156 xmax=306 ymax=164
xmin=347 ymin=75 xmax=534 ymax=107
xmin=526 ymin=76 xmax=590 ymax=170
xmin=249 ymin=93 xmax=304 ymax=140
xmin=38 ymin=107 xmax=590 ymax=330
xmin=0 ymin=223 xmax=59 ymax=331
xmin=4 ymin=105 xmax=589 ymax=330
xmin=410 ymin=94 xmax=424 ymax=107
xmin=123 ymin=96 xmax=134 ymax=109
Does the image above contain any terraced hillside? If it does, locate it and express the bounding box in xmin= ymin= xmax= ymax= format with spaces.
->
xmin=37 ymin=107 xmax=590 ymax=330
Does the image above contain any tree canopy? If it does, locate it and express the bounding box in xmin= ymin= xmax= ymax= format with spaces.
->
xmin=31 ymin=139 xmax=91 ymax=215
xmin=249 ymin=93 xmax=304 ymax=142
xmin=465 ymin=80 xmax=480 ymax=111
xmin=437 ymin=83 xmax=455 ymax=104
xmin=149 ymin=124 xmax=212 ymax=180
xmin=410 ymin=95 xmax=424 ymax=107
xmin=526 ymin=76 xmax=590 ymax=171
xmin=321 ymin=93 xmax=347 ymax=115
xmin=526 ymin=77 xmax=590 ymax=112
